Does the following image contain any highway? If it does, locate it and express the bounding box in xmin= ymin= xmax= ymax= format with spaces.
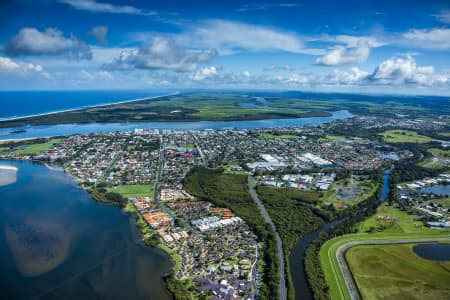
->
xmin=334 ymin=237 xmax=450 ymax=300
xmin=248 ymin=175 xmax=287 ymax=300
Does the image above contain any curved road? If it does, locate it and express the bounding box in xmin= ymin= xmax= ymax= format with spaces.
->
xmin=248 ymin=175 xmax=287 ymax=300
xmin=334 ymin=237 xmax=450 ymax=300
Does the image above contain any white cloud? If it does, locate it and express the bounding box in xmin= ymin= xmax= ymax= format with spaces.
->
xmin=175 ymin=19 xmax=304 ymax=54
xmin=402 ymin=28 xmax=450 ymax=50
xmin=0 ymin=57 xmax=20 ymax=72
xmin=79 ymin=69 xmax=112 ymax=80
xmin=434 ymin=10 xmax=450 ymax=24
xmin=59 ymin=0 xmax=156 ymax=16
xmin=5 ymin=27 xmax=92 ymax=60
xmin=0 ymin=56 xmax=47 ymax=77
xmin=191 ymin=66 xmax=217 ymax=80
xmin=103 ymin=37 xmax=217 ymax=72
xmin=368 ymin=55 xmax=446 ymax=85
xmin=315 ymin=35 xmax=384 ymax=66
xmin=89 ymin=26 xmax=108 ymax=45
xmin=315 ymin=47 xmax=370 ymax=66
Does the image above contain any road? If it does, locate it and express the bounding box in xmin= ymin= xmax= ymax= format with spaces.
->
xmin=191 ymin=133 xmax=208 ymax=167
xmin=334 ymin=237 xmax=450 ymax=300
xmin=248 ymin=175 xmax=287 ymax=300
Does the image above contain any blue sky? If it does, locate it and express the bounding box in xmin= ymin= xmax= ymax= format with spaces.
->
xmin=0 ymin=0 xmax=449 ymax=94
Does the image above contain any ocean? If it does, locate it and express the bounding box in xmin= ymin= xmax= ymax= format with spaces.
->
xmin=0 ymin=90 xmax=171 ymax=119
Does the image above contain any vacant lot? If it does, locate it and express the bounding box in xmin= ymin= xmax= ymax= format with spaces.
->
xmin=356 ymin=203 xmax=438 ymax=234
xmin=346 ymin=243 xmax=450 ymax=300
xmin=380 ymin=130 xmax=431 ymax=143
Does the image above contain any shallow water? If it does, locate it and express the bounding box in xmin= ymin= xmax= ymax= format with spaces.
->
xmin=0 ymin=160 xmax=172 ymax=300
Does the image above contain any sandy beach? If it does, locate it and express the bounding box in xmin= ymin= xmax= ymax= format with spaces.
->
xmin=0 ymin=91 xmax=179 ymax=122
xmin=0 ymin=164 xmax=18 ymax=186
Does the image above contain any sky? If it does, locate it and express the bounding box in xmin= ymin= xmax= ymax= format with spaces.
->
xmin=0 ymin=0 xmax=450 ymax=95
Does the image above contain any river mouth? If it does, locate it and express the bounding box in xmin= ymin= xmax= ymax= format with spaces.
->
xmin=413 ymin=243 xmax=450 ymax=261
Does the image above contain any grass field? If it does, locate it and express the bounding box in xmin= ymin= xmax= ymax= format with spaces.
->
xmin=380 ymin=130 xmax=432 ymax=144
xmin=320 ymin=204 xmax=450 ymax=300
xmin=320 ymin=179 xmax=377 ymax=209
xmin=0 ymin=146 xmax=8 ymax=154
xmin=257 ymin=133 xmax=301 ymax=139
xmin=318 ymin=135 xmax=347 ymax=142
xmin=108 ymin=184 xmax=154 ymax=199
xmin=418 ymin=148 xmax=450 ymax=169
xmin=11 ymin=138 xmax=62 ymax=155
xmin=439 ymin=132 xmax=450 ymax=138
xmin=355 ymin=203 xmax=438 ymax=234
xmin=346 ymin=243 xmax=450 ymax=300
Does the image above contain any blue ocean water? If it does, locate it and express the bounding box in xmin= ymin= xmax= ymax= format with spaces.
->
xmin=0 ymin=90 xmax=170 ymax=119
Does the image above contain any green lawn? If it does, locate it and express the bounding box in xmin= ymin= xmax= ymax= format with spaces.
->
xmin=0 ymin=146 xmax=8 ymax=154
xmin=418 ymin=148 xmax=450 ymax=169
xmin=108 ymin=184 xmax=154 ymax=199
xmin=346 ymin=243 xmax=450 ymax=300
xmin=320 ymin=204 xmax=450 ymax=300
xmin=318 ymin=135 xmax=347 ymax=142
xmin=380 ymin=130 xmax=432 ymax=143
xmin=438 ymin=132 xmax=450 ymax=138
xmin=11 ymin=138 xmax=62 ymax=155
xmin=320 ymin=179 xmax=377 ymax=209
xmin=355 ymin=203 xmax=437 ymax=234
xmin=257 ymin=133 xmax=301 ymax=139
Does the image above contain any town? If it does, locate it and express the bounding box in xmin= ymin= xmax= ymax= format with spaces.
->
xmin=1 ymin=114 xmax=449 ymax=299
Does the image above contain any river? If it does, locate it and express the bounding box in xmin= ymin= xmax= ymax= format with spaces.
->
xmin=0 ymin=110 xmax=352 ymax=140
xmin=289 ymin=167 xmax=392 ymax=300
xmin=0 ymin=160 xmax=173 ymax=300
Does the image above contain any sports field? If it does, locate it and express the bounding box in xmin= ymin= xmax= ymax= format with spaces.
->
xmin=346 ymin=243 xmax=450 ymax=300
xmin=108 ymin=184 xmax=154 ymax=199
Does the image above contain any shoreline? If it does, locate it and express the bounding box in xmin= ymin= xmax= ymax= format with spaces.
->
xmin=0 ymin=165 xmax=18 ymax=171
xmin=0 ymin=91 xmax=179 ymax=122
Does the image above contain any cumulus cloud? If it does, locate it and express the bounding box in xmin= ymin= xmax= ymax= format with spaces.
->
xmin=191 ymin=66 xmax=218 ymax=80
xmin=402 ymin=28 xmax=450 ymax=50
xmin=59 ymin=0 xmax=156 ymax=16
xmin=5 ymin=27 xmax=92 ymax=60
xmin=367 ymin=55 xmax=444 ymax=85
xmin=175 ymin=19 xmax=304 ymax=54
xmin=89 ymin=26 xmax=108 ymax=45
xmin=315 ymin=35 xmax=384 ymax=66
xmin=0 ymin=56 xmax=48 ymax=78
xmin=103 ymin=37 xmax=217 ymax=72
xmin=434 ymin=10 xmax=450 ymax=24
xmin=315 ymin=47 xmax=370 ymax=66
xmin=188 ymin=55 xmax=447 ymax=89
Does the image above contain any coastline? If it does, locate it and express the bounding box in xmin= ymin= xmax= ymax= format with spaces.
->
xmin=0 ymin=91 xmax=179 ymax=122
